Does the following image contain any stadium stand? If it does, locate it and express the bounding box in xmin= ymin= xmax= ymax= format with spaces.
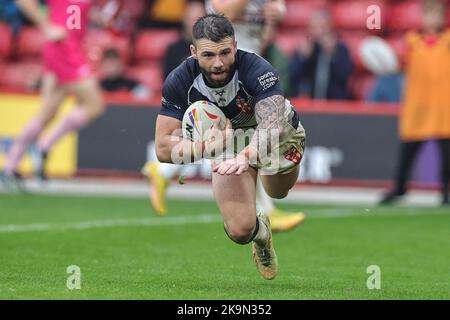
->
xmin=340 ymin=31 xmax=371 ymax=71
xmin=281 ymin=0 xmax=328 ymax=29
xmin=332 ymin=0 xmax=386 ymax=32
xmin=348 ymin=72 xmax=376 ymax=101
xmin=387 ymin=0 xmax=423 ymax=31
xmin=0 ymin=23 xmax=12 ymax=60
xmin=121 ymin=0 xmax=146 ymax=20
xmin=134 ymin=29 xmax=179 ymax=63
xmin=386 ymin=34 xmax=408 ymax=64
xmin=83 ymin=29 xmax=131 ymax=67
xmin=274 ymin=32 xmax=305 ymax=57
xmin=0 ymin=61 xmax=42 ymax=90
xmin=0 ymin=0 xmax=449 ymax=99
xmin=16 ymin=26 xmax=45 ymax=62
xmin=126 ymin=63 xmax=164 ymax=92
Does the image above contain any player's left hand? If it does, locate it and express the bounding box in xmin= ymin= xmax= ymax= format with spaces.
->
xmin=213 ymin=153 xmax=250 ymax=176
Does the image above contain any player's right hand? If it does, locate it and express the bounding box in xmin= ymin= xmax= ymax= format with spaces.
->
xmin=203 ymin=119 xmax=233 ymax=159
xmin=42 ymin=23 xmax=67 ymax=42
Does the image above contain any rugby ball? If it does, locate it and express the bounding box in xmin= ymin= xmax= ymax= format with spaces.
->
xmin=182 ymin=100 xmax=227 ymax=142
xmin=359 ymin=36 xmax=399 ymax=75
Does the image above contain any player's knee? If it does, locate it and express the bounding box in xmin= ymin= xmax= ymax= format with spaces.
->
xmin=224 ymin=222 xmax=255 ymax=245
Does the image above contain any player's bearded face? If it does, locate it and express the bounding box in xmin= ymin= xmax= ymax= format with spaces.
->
xmin=191 ymin=37 xmax=237 ymax=87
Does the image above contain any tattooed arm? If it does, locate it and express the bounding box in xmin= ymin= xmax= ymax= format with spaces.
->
xmin=213 ymin=95 xmax=286 ymax=175
xmin=247 ymin=94 xmax=285 ymax=160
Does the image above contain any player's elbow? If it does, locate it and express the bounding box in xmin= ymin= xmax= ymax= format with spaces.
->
xmin=155 ymin=143 xmax=172 ymax=163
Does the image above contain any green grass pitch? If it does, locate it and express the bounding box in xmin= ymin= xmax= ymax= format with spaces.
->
xmin=0 ymin=193 xmax=449 ymax=299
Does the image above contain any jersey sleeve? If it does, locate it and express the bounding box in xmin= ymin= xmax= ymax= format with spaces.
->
xmin=240 ymin=53 xmax=285 ymax=103
xmin=159 ymin=72 xmax=188 ymax=121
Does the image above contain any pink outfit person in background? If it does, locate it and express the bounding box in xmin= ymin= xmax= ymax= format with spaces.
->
xmin=2 ymin=0 xmax=105 ymax=184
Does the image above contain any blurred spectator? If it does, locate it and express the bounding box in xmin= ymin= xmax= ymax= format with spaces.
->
xmin=287 ymin=9 xmax=354 ymax=100
xmin=163 ymin=0 xmax=205 ymax=79
xmin=366 ymin=73 xmax=404 ymax=103
xmin=100 ymin=48 xmax=151 ymax=99
xmin=90 ymin=0 xmax=133 ymax=36
xmin=261 ymin=24 xmax=289 ymax=92
xmin=206 ymin=0 xmax=285 ymax=55
xmin=359 ymin=36 xmax=405 ymax=103
xmin=138 ymin=0 xmax=186 ymax=29
xmin=380 ymin=0 xmax=450 ymax=206
xmin=0 ymin=0 xmax=30 ymax=34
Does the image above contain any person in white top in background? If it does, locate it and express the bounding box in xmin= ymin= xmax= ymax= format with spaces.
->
xmin=206 ymin=0 xmax=285 ymax=55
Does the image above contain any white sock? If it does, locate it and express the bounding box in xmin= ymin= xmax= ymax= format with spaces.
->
xmin=147 ymin=141 xmax=182 ymax=180
xmin=158 ymin=162 xmax=183 ymax=180
xmin=147 ymin=141 xmax=158 ymax=162
xmin=253 ymin=216 xmax=270 ymax=246
xmin=256 ymin=176 xmax=275 ymax=216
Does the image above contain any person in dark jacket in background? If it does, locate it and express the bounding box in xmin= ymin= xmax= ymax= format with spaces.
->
xmin=100 ymin=48 xmax=151 ymax=99
xmin=163 ymin=0 xmax=205 ymax=79
xmin=287 ymin=9 xmax=353 ymax=100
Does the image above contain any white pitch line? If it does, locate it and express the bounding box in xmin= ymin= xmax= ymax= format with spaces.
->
xmin=0 ymin=214 xmax=223 ymax=234
xmin=0 ymin=208 xmax=448 ymax=234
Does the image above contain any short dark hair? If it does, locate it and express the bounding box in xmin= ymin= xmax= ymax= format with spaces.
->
xmin=192 ymin=14 xmax=234 ymax=43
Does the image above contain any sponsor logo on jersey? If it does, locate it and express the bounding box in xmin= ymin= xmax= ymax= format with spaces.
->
xmin=258 ymin=71 xmax=278 ymax=91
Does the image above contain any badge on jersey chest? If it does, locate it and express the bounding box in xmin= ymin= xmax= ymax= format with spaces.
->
xmin=189 ymin=70 xmax=257 ymax=128
xmin=236 ymin=96 xmax=252 ymax=114
xmin=284 ymin=146 xmax=302 ymax=165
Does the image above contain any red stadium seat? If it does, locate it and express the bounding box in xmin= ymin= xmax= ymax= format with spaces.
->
xmin=122 ymin=0 xmax=146 ymax=20
xmin=0 ymin=62 xmax=43 ymax=90
xmin=127 ymin=63 xmax=163 ymax=91
xmin=332 ymin=0 xmax=386 ymax=32
xmin=17 ymin=27 xmax=45 ymax=60
xmin=386 ymin=35 xmax=408 ymax=65
xmin=387 ymin=1 xmax=422 ymax=31
xmin=84 ymin=29 xmax=131 ymax=67
xmin=339 ymin=32 xmax=370 ymax=71
xmin=134 ymin=29 xmax=179 ymax=63
xmin=281 ymin=0 xmax=328 ymax=29
xmin=0 ymin=23 xmax=13 ymax=59
xmin=348 ymin=73 xmax=376 ymax=101
xmin=275 ymin=32 xmax=306 ymax=57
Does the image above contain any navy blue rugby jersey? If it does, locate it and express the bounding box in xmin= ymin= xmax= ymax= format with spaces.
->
xmin=159 ymin=49 xmax=299 ymax=130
